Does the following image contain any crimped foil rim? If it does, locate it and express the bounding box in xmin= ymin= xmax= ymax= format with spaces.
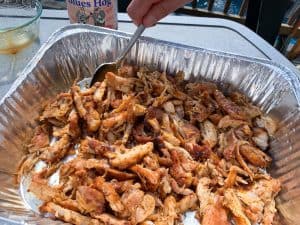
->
xmin=2 ymin=24 xmax=300 ymax=106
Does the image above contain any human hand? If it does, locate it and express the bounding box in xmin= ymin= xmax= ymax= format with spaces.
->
xmin=127 ymin=0 xmax=192 ymax=27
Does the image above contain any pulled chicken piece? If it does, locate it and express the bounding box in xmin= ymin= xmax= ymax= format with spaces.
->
xmin=184 ymin=99 xmax=210 ymax=123
xmin=224 ymin=189 xmax=251 ymax=225
xmin=79 ymin=137 xmax=116 ymax=158
xmin=176 ymin=193 xmax=198 ymax=214
xmin=255 ymin=116 xmax=277 ymax=136
xmin=39 ymin=134 xmax=70 ymax=163
xmin=40 ymin=202 xmax=102 ymax=225
xmin=94 ymin=213 xmax=130 ymax=225
xmin=213 ymin=89 xmax=247 ymax=121
xmin=252 ymin=127 xmax=269 ymax=150
xmin=200 ymin=120 xmax=218 ymax=148
xmin=201 ymin=196 xmax=230 ymax=225
xmin=71 ymin=86 xmax=87 ymax=118
xmin=152 ymin=195 xmax=177 ymax=225
xmin=76 ymin=186 xmax=105 ymax=214
xmin=131 ymin=165 xmax=161 ymax=191
xmin=236 ymin=178 xmax=281 ymax=225
xmin=105 ymin=72 xmax=135 ymax=93
xmin=120 ymin=188 xmax=155 ymax=224
xmin=240 ymin=144 xmax=272 ymax=168
xmin=110 ymin=142 xmax=153 ymax=170
xmin=41 ymin=93 xmax=73 ymax=125
xmin=29 ymin=125 xmax=49 ymax=151
xmin=169 ymin=150 xmax=197 ymax=187
xmin=94 ymin=177 xmax=124 ymax=213
xmin=218 ymin=115 xmax=249 ymax=129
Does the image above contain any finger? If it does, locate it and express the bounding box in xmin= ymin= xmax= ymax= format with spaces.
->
xmin=143 ymin=0 xmax=192 ymax=27
xmin=127 ymin=0 xmax=161 ymax=26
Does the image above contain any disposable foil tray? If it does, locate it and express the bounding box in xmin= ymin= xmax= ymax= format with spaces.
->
xmin=0 ymin=24 xmax=300 ymax=225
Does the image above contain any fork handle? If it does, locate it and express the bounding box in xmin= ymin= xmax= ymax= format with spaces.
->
xmin=116 ymin=25 xmax=145 ymax=65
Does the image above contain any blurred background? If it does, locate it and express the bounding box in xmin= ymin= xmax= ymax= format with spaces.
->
xmin=9 ymin=0 xmax=300 ymax=65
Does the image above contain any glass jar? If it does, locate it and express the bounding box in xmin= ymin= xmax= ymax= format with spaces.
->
xmin=0 ymin=0 xmax=42 ymax=85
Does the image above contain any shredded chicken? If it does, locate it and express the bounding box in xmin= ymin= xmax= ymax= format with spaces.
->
xmin=201 ymin=196 xmax=230 ymax=225
xmin=252 ymin=127 xmax=269 ymax=150
xmin=176 ymin=193 xmax=198 ymax=214
xmin=131 ymin=165 xmax=161 ymax=191
xmin=255 ymin=116 xmax=277 ymax=136
xmin=76 ymin=186 xmax=105 ymax=214
xmin=224 ymin=189 xmax=252 ymax=225
xmin=29 ymin=125 xmax=49 ymax=151
xmin=94 ymin=213 xmax=130 ymax=225
xmin=40 ymin=202 xmax=102 ymax=225
xmin=240 ymin=144 xmax=272 ymax=168
xmin=39 ymin=134 xmax=70 ymax=163
xmin=110 ymin=142 xmax=153 ymax=169
xmin=94 ymin=177 xmax=124 ymax=213
xmin=20 ymin=66 xmax=280 ymax=225
xmin=41 ymin=93 xmax=73 ymax=126
xmin=213 ymin=89 xmax=248 ymax=120
xmin=201 ymin=120 xmax=218 ymax=148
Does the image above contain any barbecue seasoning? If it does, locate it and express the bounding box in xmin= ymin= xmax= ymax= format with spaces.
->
xmin=19 ymin=66 xmax=281 ymax=225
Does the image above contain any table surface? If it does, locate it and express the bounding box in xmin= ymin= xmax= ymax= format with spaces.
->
xmin=1 ymin=11 xmax=300 ymax=87
xmin=0 ymin=10 xmax=298 ymax=99
xmin=39 ymin=11 xmax=276 ymax=60
xmin=41 ymin=11 xmax=267 ymax=58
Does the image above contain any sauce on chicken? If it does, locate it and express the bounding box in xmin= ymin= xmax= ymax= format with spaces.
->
xmin=19 ymin=66 xmax=280 ymax=225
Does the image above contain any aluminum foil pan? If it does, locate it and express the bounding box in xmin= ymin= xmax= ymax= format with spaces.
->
xmin=0 ymin=24 xmax=300 ymax=225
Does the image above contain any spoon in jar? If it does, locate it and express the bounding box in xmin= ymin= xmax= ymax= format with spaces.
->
xmin=90 ymin=25 xmax=145 ymax=87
